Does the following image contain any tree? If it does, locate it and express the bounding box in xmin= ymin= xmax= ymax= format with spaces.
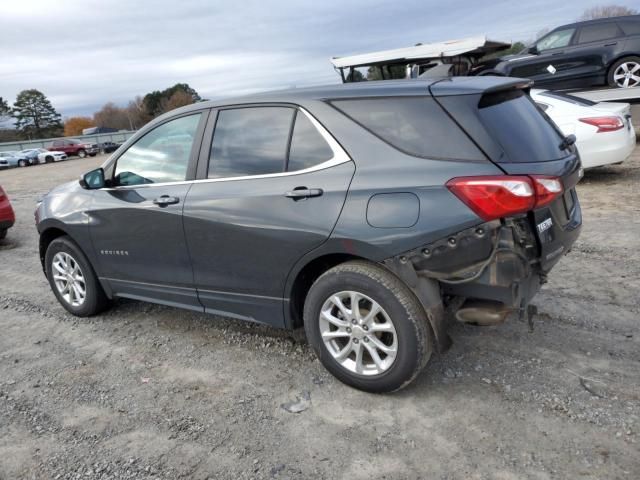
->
xmin=12 ymin=89 xmax=62 ymax=139
xmin=93 ymin=102 xmax=132 ymax=130
xmin=142 ymin=83 xmax=201 ymax=118
xmin=0 ymin=97 xmax=10 ymax=122
xmin=125 ymin=96 xmax=151 ymax=130
xmin=580 ymin=4 xmax=638 ymax=20
xmin=64 ymin=116 xmax=94 ymax=136
xmin=161 ymin=90 xmax=197 ymax=113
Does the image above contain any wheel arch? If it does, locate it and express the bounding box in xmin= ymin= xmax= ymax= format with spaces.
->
xmin=286 ymin=252 xmax=368 ymax=329
xmin=606 ymin=53 xmax=640 ymax=77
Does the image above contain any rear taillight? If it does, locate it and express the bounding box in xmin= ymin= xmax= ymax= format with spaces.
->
xmin=446 ymin=175 xmax=563 ymax=221
xmin=579 ymin=116 xmax=624 ymax=133
xmin=532 ymin=176 xmax=563 ymax=207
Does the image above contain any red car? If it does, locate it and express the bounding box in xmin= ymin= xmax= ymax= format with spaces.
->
xmin=48 ymin=139 xmax=99 ymax=158
xmin=0 ymin=185 xmax=15 ymax=239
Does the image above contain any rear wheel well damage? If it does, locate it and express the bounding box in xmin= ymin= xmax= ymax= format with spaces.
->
xmin=289 ymin=253 xmax=364 ymax=329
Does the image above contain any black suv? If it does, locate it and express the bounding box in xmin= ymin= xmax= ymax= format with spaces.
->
xmin=477 ymin=15 xmax=640 ymax=89
xmin=36 ymin=77 xmax=582 ymax=392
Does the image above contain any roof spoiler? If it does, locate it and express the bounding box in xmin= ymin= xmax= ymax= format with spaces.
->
xmin=429 ymin=77 xmax=533 ymax=97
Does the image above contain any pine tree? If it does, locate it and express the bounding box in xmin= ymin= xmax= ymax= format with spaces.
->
xmin=13 ymin=89 xmax=63 ymax=139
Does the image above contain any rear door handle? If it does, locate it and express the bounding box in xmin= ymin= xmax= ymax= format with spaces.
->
xmin=285 ymin=187 xmax=323 ymax=200
xmin=153 ymin=195 xmax=180 ymax=206
xmin=604 ymin=42 xmax=617 ymax=46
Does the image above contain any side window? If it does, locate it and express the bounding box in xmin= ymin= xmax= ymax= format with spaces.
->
xmin=208 ymin=107 xmax=294 ymax=178
xmin=287 ymin=112 xmax=334 ymax=171
xmin=332 ymin=97 xmax=483 ymax=160
xmin=618 ymin=19 xmax=640 ymax=35
xmin=114 ymin=113 xmax=201 ymax=186
xmin=577 ymin=23 xmax=621 ymax=44
xmin=536 ymin=28 xmax=575 ymax=51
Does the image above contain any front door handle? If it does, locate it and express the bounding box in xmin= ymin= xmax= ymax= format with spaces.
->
xmin=285 ymin=187 xmax=323 ymax=200
xmin=153 ymin=195 xmax=180 ymax=207
xmin=604 ymin=42 xmax=617 ymax=46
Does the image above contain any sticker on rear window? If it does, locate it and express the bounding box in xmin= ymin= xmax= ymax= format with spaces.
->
xmin=537 ymin=217 xmax=553 ymax=234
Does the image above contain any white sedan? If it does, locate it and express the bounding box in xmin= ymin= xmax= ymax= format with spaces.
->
xmin=531 ymin=89 xmax=636 ymax=169
xmin=21 ymin=148 xmax=68 ymax=164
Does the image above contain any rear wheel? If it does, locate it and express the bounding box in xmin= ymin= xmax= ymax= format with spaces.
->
xmin=18 ymin=159 xmax=27 ymax=167
xmin=45 ymin=236 xmax=109 ymax=316
xmin=304 ymin=261 xmax=432 ymax=393
xmin=77 ymin=149 xmax=87 ymax=158
xmin=0 ymin=229 xmax=6 ymax=240
xmin=608 ymin=56 xmax=640 ymax=88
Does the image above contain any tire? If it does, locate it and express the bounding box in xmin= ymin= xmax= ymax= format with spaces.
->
xmin=608 ymin=56 xmax=640 ymax=88
xmin=0 ymin=229 xmax=6 ymax=240
xmin=45 ymin=236 xmax=109 ymax=317
xmin=77 ymin=149 xmax=87 ymax=158
xmin=45 ymin=156 xmax=53 ymax=163
xmin=303 ymin=261 xmax=432 ymax=393
xmin=18 ymin=159 xmax=27 ymax=167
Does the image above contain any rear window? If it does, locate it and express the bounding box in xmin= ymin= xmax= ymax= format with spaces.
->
xmin=331 ymin=97 xmax=483 ymax=160
xmin=477 ymin=90 xmax=565 ymax=163
xmin=539 ymin=90 xmax=597 ymax=106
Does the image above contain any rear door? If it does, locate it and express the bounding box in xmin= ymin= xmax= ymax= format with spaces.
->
xmin=183 ymin=105 xmax=354 ymax=327
xmin=567 ymin=21 xmax=625 ymax=84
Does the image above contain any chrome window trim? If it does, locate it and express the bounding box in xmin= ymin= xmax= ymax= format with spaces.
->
xmin=101 ymin=107 xmax=351 ymax=191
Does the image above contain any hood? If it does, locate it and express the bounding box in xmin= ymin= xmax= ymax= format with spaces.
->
xmin=47 ymin=180 xmax=82 ymax=196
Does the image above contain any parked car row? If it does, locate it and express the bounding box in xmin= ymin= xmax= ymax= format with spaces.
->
xmin=0 ymin=139 xmax=123 ymax=170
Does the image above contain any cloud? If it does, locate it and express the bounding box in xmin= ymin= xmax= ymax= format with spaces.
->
xmin=1 ymin=0 xmax=636 ymax=117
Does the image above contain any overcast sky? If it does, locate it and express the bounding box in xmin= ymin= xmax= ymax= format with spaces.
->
xmin=1 ymin=0 xmax=637 ymax=118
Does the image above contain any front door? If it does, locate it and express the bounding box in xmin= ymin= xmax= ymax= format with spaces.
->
xmin=510 ymin=27 xmax=579 ymax=87
xmin=88 ymin=112 xmax=206 ymax=310
xmin=183 ymin=106 xmax=355 ymax=326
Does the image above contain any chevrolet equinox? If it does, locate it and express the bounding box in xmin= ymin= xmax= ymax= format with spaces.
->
xmin=36 ymin=77 xmax=582 ymax=392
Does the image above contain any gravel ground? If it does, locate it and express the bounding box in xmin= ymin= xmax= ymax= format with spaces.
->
xmin=0 ymin=150 xmax=638 ymax=480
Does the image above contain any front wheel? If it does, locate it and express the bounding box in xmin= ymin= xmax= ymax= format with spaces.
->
xmin=608 ymin=56 xmax=640 ymax=88
xmin=18 ymin=159 xmax=27 ymax=167
xmin=45 ymin=156 xmax=53 ymax=163
xmin=304 ymin=261 xmax=432 ymax=393
xmin=45 ymin=236 xmax=109 ymax=316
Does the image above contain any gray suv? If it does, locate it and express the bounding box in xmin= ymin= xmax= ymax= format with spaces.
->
xmin=36 ymin=77 xmax=582 ymax=392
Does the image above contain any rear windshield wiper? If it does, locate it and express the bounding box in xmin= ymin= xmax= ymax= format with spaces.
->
xmin=559 ymin=134 xmax=576 ymax=151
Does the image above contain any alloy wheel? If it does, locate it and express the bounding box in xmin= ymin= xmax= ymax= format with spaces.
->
xmin=613 ymin=61 xmax=640 ymax=88
xmin=319 ymin=291 xmax=398 ymax=376
xmin=52 ymin=252 xmax=86 ymax=307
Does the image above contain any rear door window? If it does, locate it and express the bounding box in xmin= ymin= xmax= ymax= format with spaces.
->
xmin=618 ymin=19 xmax=640 ymax=35
xmin=208 ymin=107 xmax=294 ymax=178
xmin=477 ymin=90 xmax=565 ymax=163
xmin=576 ymin=22 xmax=621 ymax=43
xmin=331 ymin=97 xmax=483 ymax=160
xmin=287 ymin=111 xmax=334 ymax=171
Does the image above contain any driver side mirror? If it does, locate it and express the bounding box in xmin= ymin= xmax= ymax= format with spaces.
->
xmin=528 ymin=45 xmax=539 ymax=55
xmin=79 ymin=167 xmax=106 ymax=190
